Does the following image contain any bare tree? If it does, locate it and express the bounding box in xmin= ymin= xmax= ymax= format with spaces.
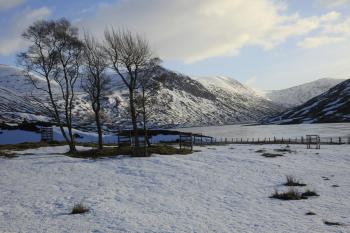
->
xmin=135 ymin=59 xmax=162 ymax=146
xmin=104 ymin=29 xmax=156 ymax=147
xmin=18 ymin=18 xmax=83 ymax=152
xmin=81 ymin=32 xmax=110 ymax=149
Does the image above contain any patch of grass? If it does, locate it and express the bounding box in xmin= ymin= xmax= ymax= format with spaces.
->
xmin=148 ymin=145 xmax=192 ymax=155
xmin=301 ymin=189 xmax=319 ymax=198
xmin=332 ymin=184 xmax=339 ymax=188
xmin=0 ymin=141 xmax=66 ymax=152
xmin=255 ymin=149 xmax=266 ymax=153
xmin=68 ymin=145 xmax=193 ymax=159
xmin=284 ymin=175 xmax=306 ymax=187
xmin=261 ymin=153 xmax=284 ymax=158
xmin=323 ymin=220 xmax=344 ymax=226
xmin=0 ymin=141 xmax=102 ymax=154
xmin=270 ymin=189 xmax=306 ymax=200
xmin=305 ymin=211 xmax=316 ymax=216
xmin=0 ymin=150 xmax=17 ymax=159
xmin=274 ymin=148 xmax=295 ymax=153
xmin=68 ymin=147 xmax=126 ymax=158
xmin=70 ymin=203 xmax=89 ymax=215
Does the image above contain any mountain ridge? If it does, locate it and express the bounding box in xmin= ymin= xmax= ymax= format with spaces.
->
xmin=0 ymin=64 xmax=282 ymax=129
xmin=263 ymin=79 xmax=350 ymax=124
xmin=264 ymin=78 xmax=345 ymax=108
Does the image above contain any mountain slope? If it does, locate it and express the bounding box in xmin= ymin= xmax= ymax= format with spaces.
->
xmin=265 ymin=78 xmax=344 ymax=107
xmin=0 ymin=64 xmax=282 ymax=128
xmin=263 ymin=79 xmax=350 ymax=124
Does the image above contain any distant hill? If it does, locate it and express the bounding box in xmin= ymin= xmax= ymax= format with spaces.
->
xmin=265 ymin=78 xmax=345 ymax=108
xmin=263 ymin=79 xmax=350 ymax=124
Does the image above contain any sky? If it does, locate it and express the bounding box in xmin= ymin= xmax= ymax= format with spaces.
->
xmin=1 ymin=0 xmax=350 ymax=90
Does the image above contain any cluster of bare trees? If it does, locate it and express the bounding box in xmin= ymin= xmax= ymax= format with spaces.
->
xmin=18 ymin=18 xmax=160 ymax=152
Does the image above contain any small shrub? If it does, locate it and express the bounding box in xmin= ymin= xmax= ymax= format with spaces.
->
xmin=284 ymin=175 xmax=306 ymax=187
xmin=0 ymin=151 xmax=17 ymax=159
xmin=323 ymin=220 xmax=344 ymax=226
xmin=255 ymin=149 xmax=266 ymax=153
xmin=270 ymin=189 xmax=306 ymax=200
xmin=261 ymin=153 xmax=283 ymax=158
xmin=301 ymin=190 xmax=319 ymax=198
xmin=305 ymin=211 xmax=316 ymax=216
xmin=274 ymin=148 xmax=295 ymax=153
xmin=332 ymin=184 xmax=339 ymax=188
xmin=71 ymin=203 xmax=89 ymax=215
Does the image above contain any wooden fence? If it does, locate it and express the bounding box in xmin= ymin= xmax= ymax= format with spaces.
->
xmin=192 ymin=136 xmax=350 ymax=146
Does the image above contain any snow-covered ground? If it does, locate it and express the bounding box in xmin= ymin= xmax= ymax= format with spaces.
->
xmin=1 ymin=144 xmax=349 ymax=232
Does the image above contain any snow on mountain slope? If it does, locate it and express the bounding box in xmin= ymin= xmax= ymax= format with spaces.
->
xmin=0 ymin=64 xmax=54 ymax=94
xmin=263 ymin=79 xmax=350 ymax=124
xmin=0 ymin=65 xmax=281 ymax=128
xmin=147 ymin=68 xmax=282 ymax=127
xmin=265 ymin=78 xmax=345 ymax=107
xmin=194 ymin=75 xmax=281 ymax=120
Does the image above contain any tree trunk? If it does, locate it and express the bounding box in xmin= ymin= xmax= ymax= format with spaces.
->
xmin=142 ymin=88 xmax=151 ymax=147
xmin=67 ymin=125 xmax=76 ymax=152
xmin=129 ymin=88 xmax=139 ymax=147
xmin=95 ymin=109 xmax=103 ymax=150
xmin=47 ymin=80 xmax=74 ymax=152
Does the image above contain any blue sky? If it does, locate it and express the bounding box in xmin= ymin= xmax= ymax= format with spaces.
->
xmin=1 ymin=0 xmax=350 ymax=90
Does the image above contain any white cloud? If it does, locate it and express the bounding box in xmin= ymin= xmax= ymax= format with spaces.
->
xmin=314 ymin=0 xmax=350 ymax=8
xmin=0 ymin=0 xmax=25 ymax=11
xmin=0 ymin=7 xmax=51 ymax=55
xmin=298 ymin=36 xmax=345 ymax=48
xmin=79 ymin=0 xmax=346 ymax=62
xmin=298 ymin=12 xmax=350 ymax=49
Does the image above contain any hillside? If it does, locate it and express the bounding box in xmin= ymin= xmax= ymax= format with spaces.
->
xmin=0 ymin=64 xmax=281 ymax=129
xmin=265 ymin=78 xmax=344 ymax=107
xmin=263 ymin=79 xmax=350 ymax=124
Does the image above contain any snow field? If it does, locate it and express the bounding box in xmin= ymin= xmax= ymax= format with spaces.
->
xmin=0 ymin=144 xmax=349 ymax=232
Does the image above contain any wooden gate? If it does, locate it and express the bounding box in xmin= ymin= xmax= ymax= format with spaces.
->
xmin=180 ymin=134 xmax=193 ymax=151
xmin=41 ymin=127 xmax=53 ymax=142
xmin=306 ymin=135 xmax=320 ymax=149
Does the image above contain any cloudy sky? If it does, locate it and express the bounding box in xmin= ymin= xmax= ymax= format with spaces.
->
xmin=1 ymin=0 xmax=350 ymax=90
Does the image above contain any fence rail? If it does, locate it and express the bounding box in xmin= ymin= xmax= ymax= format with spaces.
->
xmin=192 ymin=136 xmax=350 ymax=146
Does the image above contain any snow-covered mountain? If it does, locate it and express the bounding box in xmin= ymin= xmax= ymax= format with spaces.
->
xmin=0 ymin=64 xmax=281 ymax=129
xmin=263 ymin=79 xmax=350 ymax=124
xmin=265 ymin=78 xmax=345 ymax=107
